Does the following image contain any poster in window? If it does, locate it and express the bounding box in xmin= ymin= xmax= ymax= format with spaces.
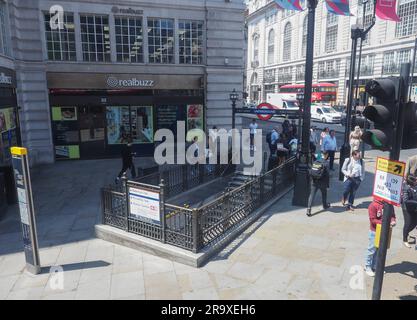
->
xmin=52 ymin=107 xmax=77 ymax=121
xmin=55 ymin=145 xmax=80 ymax=159
xmin=52 ymin=121 xmax=80 ymax=144
xmin=131 ymin=106 xmax=153 ymax=144
xmin=187 ymin=104 xmax=204 ymax=132
xmin=0 ymin=107 xmax=16 ymax=134
xmin=106 ymin=106 xmax=131 ymax=145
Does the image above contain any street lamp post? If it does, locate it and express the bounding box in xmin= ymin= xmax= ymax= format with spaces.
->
xmin=292 ymin=0 xmax=318 ymax=207
xmin=230 ymin=89 xmax=239 ymax=130
xmin=340 ymin=1 xmax=376 ymax=181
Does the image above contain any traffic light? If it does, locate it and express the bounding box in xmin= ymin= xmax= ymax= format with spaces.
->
xmin=362 ymin=79 xmax=399 ymax=151
xmin=402 ymin=101 xmax=417 ymax=149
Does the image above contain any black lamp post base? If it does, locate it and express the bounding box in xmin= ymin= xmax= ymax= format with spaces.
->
xmin=292 ymin=164 xmax=311 ymax=207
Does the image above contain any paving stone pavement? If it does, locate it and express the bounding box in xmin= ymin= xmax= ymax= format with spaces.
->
xmin=0 ymin=152 xmax=416 ymax=300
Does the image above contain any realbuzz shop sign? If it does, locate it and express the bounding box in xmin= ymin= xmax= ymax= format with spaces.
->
xmin=373 ymin=157 xmax=406 ymax=206
xmin=106 ymin=76 xmax=155 ymax=89
xmin=129 ymin=186 xmax=161 ymax=223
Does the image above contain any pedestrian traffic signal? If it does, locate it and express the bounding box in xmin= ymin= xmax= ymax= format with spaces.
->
xmin=362 ymin=79 xmax=398 ymax=151
xmin=402 ymin=101 xmax=417 ymax=149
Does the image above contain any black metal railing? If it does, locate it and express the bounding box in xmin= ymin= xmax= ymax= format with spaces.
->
xmin=101 ymin=158 xmax=296 ymax=253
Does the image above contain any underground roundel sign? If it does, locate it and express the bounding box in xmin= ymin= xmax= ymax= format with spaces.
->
xmin=256 ymin=102 xmax=274 ymax=121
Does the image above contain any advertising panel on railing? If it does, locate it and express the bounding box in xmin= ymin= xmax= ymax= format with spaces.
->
xmin=129 ymin=186 xmax=161 ymax=223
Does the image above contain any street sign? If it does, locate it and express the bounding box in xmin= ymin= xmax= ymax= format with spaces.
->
xmin=372 ymin=157 xmax=406 ymax=206
xmin=11 ymin=147 xmax=41 ymax=275
xmin=234 ymin=104 xmax=299 ymax=121
xmin=256 ymin=102 xmax=274 ymax=121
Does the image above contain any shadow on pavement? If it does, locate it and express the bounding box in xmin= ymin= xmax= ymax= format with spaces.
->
xmin=40 ymin=260 xmax=111 ymax=274
xmin=385 ymin=261 xmax=417 ymax=279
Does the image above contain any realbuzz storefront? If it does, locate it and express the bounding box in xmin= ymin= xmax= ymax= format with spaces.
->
xmin=0 ymin=67 xmax=19 ymax=210
xmin=47 ymin=73 xmax=205 ymax=160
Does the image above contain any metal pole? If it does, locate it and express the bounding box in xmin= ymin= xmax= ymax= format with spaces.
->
xmin=372 ymin=63 xmax=410 ymax=300
xmin=232 ymin=100 xmax=236 ymax=130
xmin=292 ymin=0 xmax=317 ymax=207
xmin=352 ymin=1 xmax=368 ymax=127
xmin=408 ymin=36 xmax=417 ymax=102
xmin=339 ymin=26 xmax=360 ymax=181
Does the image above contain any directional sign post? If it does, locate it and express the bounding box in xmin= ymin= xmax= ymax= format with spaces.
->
xmin=11 ymin=147 xmax=41 ymax=275
xmin=372 ymin=157 xmax=406 ymax=207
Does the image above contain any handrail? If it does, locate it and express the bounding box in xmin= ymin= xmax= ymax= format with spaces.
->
xmin=196 ymin=157 xmax=296 ymax=212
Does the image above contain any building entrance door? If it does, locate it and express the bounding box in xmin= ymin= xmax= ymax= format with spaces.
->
xmin=78 ymin=106 xmax=106 ymax=159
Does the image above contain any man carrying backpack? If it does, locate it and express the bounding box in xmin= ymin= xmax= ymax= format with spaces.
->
xmin=307 ymin=151 xmax=331 ymax=217
xmin=266 ymin=127 xmax=279 ymax=155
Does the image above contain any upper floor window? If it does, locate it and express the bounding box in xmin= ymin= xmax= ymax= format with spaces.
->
xmin=252 ymin=34 xmax=259 ymax=63
xmin=115 ymin=17 xmax=143 ymax=63
xmin=267 ymin=29 xmax=275 ymax=65
xmin=325 ymin=13 xmax=338 ymax=53
xmin=80 ymin=15 xmax=111 ymax=62
xmin=148 ymin=18 xmax=174 ymax=64
xmin=396 ymin=0 xmax=417 ymax=37
xmin=179 ymin=20 xmax=203 ymax=65
xmin=44 ymin=12 xmax=76 ymax=61
xmin=0 ymin=1 xmax=11 ymax=57
xmin=382 ymin=49 xmax=412 ymax=74
xmin=301 ymin=16 xmax=308 ymax=58
xmin=282 ymin=22 xmax=292 ymax=62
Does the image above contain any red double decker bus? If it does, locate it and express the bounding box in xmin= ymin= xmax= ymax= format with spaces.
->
xmin=279 ymin=83 xmax=337 ymax=103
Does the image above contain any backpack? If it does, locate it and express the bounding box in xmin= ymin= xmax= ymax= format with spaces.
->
xmin=310 ymin=161 xmax=326 ymax=179
xmin=266 ymin=131 xmax=273 ymax=145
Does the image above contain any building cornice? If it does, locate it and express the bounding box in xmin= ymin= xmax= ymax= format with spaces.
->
xmin=246 ymin=1 xmax=279 ymax=22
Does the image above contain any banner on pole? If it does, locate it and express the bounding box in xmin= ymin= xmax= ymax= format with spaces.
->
xmin=376 ymin=0 xmax=401 ymax=22
xmin=274 ymin=0 xmax=303 ymax=11
xmin=325 ymin=0 xmax=352 ymax=16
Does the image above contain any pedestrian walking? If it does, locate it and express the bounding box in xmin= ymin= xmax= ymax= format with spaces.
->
xmin=249 ymin=119 xmax=258 ymax=151
xmin=365 ymin=199 xmax=396 ymax=277
xmin=276 ymin=133 xmax=289 ymax=166
xmin=310 ymin=126 xmax=318 ymax=160
xmin=349 ymin=126 xmax=363 ymax=152
xmin=322 ymin=130 xmax=337 ymax=170
xmin=266 ymin=126 xmax=279 ymax=155
xmin=341 ymin=150 xmax=365 ymax=211
xmin=307 ymin=151 xmax=331 ymax=217
xmin=319 ymin=127 xmax=329 ymax=150
xmin=401 ymin=173 xmax=417 ymax=248
xmin=116 ymin=138 xmax=136 ymax=182
xmin=282 ymin=120 xmax=290 ymax=136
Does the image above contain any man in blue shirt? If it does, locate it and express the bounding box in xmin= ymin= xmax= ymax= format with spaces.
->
xmin=322 ymin=130 xmax=337 ymax=170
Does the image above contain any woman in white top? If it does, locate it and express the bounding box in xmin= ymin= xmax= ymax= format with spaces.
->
xmin=349 ymin=126 xmax=363 ymax=152
xmin=342 ymin=150 xmax=365 ymax=211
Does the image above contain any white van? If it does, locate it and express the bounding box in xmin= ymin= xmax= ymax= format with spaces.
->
xmin=311 ymin=104 xmax=341 ymax=123
xmin=266 ymin=93 xmax=299 ymax=111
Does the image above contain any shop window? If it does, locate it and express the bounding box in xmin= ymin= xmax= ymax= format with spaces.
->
xmin=115 ymin=17 xmax=143 ymax=63
xmin=179 ymin=20 xmax=204 ymax=65
xmin=80 ymin=14 xmax=111 ymax=62
xmin=0 ymin=107 xmax=17 ymax=164
xmin=51 ymin=106 xmax=80 ymax=160
xmin=147 ymin=18 xmax=174 ymax=64
xmin=106 ymin=106 xmax=154 ymax=145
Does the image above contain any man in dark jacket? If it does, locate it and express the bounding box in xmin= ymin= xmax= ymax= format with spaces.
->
xmin=116 ymin=138 xmax=136 ymax=182
xmin=307 ymin=151 xmax=331 ymax=217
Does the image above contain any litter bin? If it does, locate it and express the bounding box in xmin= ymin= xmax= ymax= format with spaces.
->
xmin=0 ymin=166 xmax=17 ymax=205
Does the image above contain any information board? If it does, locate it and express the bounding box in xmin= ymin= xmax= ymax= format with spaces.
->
xmin=373 ymin=157 xmax=406 ymax=206
xmin=129 ymin=186 xmax=161 ymax=223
